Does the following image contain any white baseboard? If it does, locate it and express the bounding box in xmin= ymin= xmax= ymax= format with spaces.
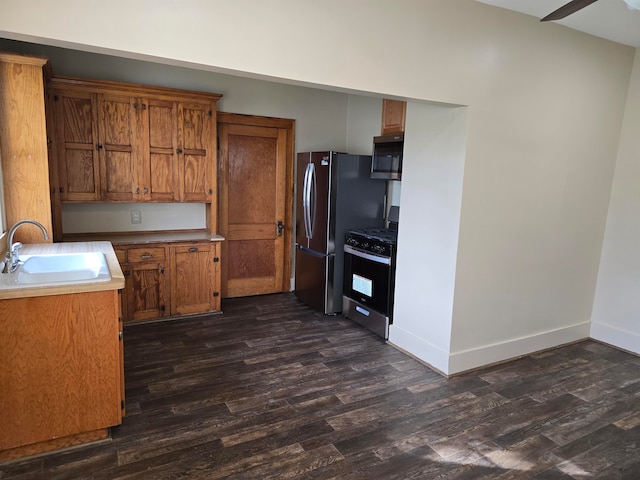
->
xmin=390 ymin=321 xmax=591 ymax=376
xmin=388 ymin=325 xmax=450 ymax=374
xmin=447 ymin=321 xmax=591 ymax=375
xmin=590 ymin=321 xmax=640 ymax=355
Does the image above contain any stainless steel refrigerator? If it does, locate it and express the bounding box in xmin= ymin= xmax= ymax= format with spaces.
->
xmin=295 ymin=151 xmax=386 ymax=314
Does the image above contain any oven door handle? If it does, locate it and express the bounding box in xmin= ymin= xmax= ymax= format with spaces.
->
xmin=344 ymin=245 xmax=392 ymax=266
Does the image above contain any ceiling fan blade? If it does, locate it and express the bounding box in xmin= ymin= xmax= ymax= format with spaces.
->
xmin=541 ymin=0 xmax=599 ymax=21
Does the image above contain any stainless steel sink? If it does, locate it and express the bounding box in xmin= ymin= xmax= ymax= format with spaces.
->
xmin=17 ymin=252 xmax=111 ymax=284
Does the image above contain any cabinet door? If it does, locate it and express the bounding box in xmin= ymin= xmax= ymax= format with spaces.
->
xmin=381 ymin=99 xmax=406 ymax=135
xmin=51 ymin=90 xmax=101 ymax=201
xmin=98 ymin=94 xmax=136 ymax=201
xmin=171 ymin=243 xmax=219 ymax=315
xmin=126 ymin=262 xmax=168 ymax=322
xmin=144 ymin=98 xmax=179 ymax=201
xmin=178 ymin=102 xmax=213 ymax=202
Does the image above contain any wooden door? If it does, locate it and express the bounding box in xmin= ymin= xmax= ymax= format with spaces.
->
xmin=138 ymin=98 xmax=179 ymax=201
xmin=171 ymin=243 xmax=217 ymax=315
xmin=178 ymin=102 xmax=213 ymax=202
xmin=218 ymin=114 xmax=294 ymax=298
xmin=51 ymin=89 xmax=101 ymax=201
xmin=98 ymin=94 xmax=136 ymax=201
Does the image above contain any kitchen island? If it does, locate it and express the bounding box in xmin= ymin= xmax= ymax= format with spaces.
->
xmin=0 ymin=241 xmax=125 ymax=461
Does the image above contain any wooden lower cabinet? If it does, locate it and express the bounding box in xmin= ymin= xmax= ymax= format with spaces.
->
xmin=0 ymin=290 xmax=123 ymax=460
xmin=118 ymin=240 xmax=221 ymax=323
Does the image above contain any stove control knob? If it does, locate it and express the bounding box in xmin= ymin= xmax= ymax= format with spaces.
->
xmin=362 ymin=242 xmax=369 ymax=250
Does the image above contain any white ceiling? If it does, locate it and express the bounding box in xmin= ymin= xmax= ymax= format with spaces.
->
xmin=476 ymin=0 xmax=640 ymax=47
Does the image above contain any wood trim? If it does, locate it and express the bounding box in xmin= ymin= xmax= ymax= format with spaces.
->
xmin=0 ymin=428 xmax=109 ymax=462
xmin=49 ymin=76 xmax=222 ymax=103
xmin=0 ymin=51 xmax=48 ymax=67
xmin=217 ymin=111 xmax=294 ymax=129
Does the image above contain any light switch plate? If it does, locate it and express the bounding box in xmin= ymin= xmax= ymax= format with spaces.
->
xmin=131 ymin=210 xmax=142 ymax=224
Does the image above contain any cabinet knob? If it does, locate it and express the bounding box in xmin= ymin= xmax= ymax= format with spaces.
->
xmin=208 ymin=188 xmax=213 ymax=195
xmin=135 ymin=187 xmax=140 ymax=194
xmin=176 ymin=148 xmax=183 ymax=154
xmin=143 ymin=187 xmax=149 ymax=194
xmin=96 ymin=144 xmax=103 ymax=151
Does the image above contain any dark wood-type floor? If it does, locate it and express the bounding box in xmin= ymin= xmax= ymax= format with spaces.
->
xmin=2 ymin=293 xmax=640 ymax=479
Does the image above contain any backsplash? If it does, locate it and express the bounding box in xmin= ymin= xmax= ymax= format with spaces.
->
xmin=61 ymin=203 xmax=206 ymax=233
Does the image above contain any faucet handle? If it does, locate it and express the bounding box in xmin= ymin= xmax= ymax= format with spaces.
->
xmin=11 ymin=241 xmax=23 ymax=260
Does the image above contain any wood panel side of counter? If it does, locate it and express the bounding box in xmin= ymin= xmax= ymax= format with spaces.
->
xmin=0 ymin=290 xmax=122 ymax=456
xmin=0 ymin=53 xmax=53 ymax=244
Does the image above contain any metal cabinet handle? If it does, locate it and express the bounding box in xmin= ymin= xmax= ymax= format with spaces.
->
xmin=189 ymin=247 xmax=198 ymax=252
xmin=140 ymin=254 xmax=154 ymax=259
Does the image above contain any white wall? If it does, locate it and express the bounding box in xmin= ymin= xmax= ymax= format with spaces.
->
xmin=1 ymin=0 xmax=636 ymax=373
xmin=0 ymin=39 xmax=353 ymax=233
xmin=591 ymin=50 xmax=640 ymax=355
xmin=390 ymin=102 xmax=468 ymax=373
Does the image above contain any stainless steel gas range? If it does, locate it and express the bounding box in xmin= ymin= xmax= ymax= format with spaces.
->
xmin=342 ymin=226 xmax=398 ymax=340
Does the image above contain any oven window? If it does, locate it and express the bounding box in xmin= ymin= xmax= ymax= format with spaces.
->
xmin=343 ymin=250 xmax=392 ymax=315
xmin=352 ymin=274 xmax=373 ymax=297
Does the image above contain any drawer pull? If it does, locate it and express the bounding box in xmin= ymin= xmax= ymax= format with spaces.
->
xmin=140 ymin=254 xmax=154 ymax=259
xmin=189 ymin=247 xmax=198 ymax=252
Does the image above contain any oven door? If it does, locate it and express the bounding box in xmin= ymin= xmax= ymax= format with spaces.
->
xmin=343 ymin=245 xmax=392 ymax=315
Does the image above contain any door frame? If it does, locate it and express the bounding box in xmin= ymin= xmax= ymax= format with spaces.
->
xmin=217 ymin=112 xmax=295 ymax=294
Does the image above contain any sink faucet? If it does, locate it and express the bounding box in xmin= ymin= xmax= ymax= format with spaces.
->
xmin=2 ymin=220 xmax=50 ymax=273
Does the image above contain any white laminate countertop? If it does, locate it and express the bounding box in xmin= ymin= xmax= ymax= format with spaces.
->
xmin=0 ymin=241 xmax=125 ymax=300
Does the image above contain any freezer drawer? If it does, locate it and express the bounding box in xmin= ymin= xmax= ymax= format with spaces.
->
xmin=294 ymin=246 xmax=336 ymax=314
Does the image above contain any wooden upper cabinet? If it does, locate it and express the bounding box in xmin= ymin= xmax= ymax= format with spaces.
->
xmin=51 ymin=90 xmax=101 ymax=201
xmin=178 ymin=102 xmax=214 ymax=202
xmin=47 ymin=77 xmax=221 ymax=204
xmin=98 ymin=94 xmax=136 ymax=201
xmin=381 ymin=99 xmax=406 ymax=135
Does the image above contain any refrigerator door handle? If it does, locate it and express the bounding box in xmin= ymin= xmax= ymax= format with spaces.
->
xmin=303 ymin=162 xmax=316 ymax=239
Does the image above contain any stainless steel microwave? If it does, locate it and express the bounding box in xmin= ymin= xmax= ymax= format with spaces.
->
xmin=372 ymin=133 xmax=403 ymax=180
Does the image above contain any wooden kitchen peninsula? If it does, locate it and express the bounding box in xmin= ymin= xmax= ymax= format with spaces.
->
xmin=0 ymin=241 xmax=125 ymax=462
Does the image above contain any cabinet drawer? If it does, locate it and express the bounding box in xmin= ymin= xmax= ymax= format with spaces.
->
xmin=127 ymin=247 xmax=166 ymax=263
xmin=114 ymin=248 xmax=127 ymax=264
